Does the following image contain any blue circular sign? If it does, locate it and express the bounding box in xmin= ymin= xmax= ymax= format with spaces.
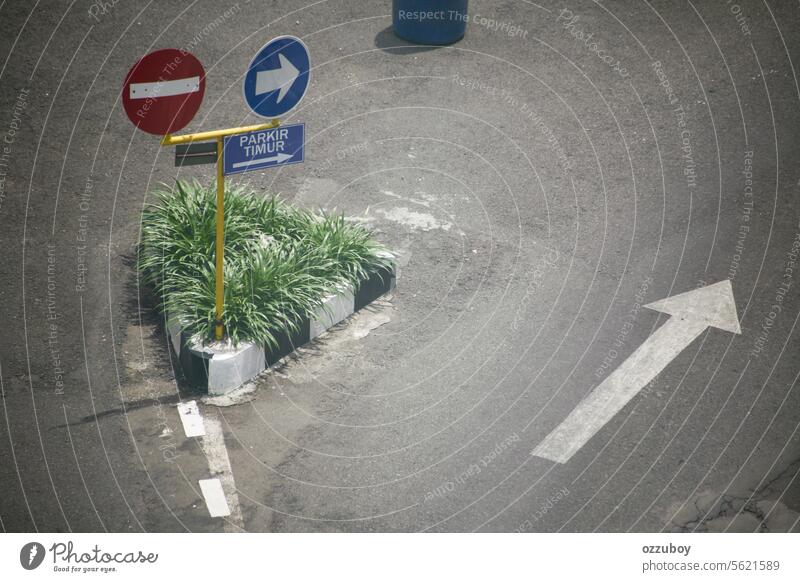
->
xmin=243 ymin=36 xmax=310 ymax=119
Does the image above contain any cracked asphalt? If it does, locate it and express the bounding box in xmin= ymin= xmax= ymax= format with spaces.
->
xmin=1 ymin=0 xmax=799 ymax=532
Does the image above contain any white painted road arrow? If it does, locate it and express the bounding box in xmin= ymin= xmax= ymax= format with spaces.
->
xmin=254 ymin=53 xmax=299 ymax=102
xmin=532 ymin=280 xmax=741 ymax=464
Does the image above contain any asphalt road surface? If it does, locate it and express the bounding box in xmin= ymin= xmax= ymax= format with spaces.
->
xmin=1 ymin=0 xmax=799 ymax=532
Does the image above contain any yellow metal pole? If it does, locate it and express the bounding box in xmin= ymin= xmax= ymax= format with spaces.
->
xmin=160 ymin=119 xmax=280 ymax=146
xmin=214 ymin=136 xmax=225 ymax=341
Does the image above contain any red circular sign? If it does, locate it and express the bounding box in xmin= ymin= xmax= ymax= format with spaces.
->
xmin=122 ymin=48 xmax=205 ymax=135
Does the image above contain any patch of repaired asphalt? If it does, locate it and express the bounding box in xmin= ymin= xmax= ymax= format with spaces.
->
xmin=203 ymin=383 xmax=259 ymax=408
xmin=666 ymin=456 xmax=800 ymax=532
xmin=375 ymin=206 xmax=453 ymax=232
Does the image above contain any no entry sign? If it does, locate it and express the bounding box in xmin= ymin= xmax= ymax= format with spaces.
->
xmin=122 ymin=48 xmax=205 ymax=135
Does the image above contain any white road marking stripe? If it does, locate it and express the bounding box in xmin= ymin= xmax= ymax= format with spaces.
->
xmin=202 ymin=415 xmax=244 ymax=531
xmin=129 ymin=76 xmax=200 ymax=99
xmin=198 ymin=478 xmax=230 ymax=517
xmin=177 ymin=400 xmax=205 ymax=438
xmin=176 ymin=400 xmax=243 ymax=527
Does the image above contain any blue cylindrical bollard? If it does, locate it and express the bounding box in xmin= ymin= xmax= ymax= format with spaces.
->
xmin=392 ymin=0 xmax=469 ymax=45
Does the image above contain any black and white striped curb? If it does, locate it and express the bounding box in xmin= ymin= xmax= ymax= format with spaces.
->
xmin=167 ymin=252 xmax=396 ymax=394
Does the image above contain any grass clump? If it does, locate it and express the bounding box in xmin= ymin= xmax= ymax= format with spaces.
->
xmin=138 ymin=180 xmax=390 ymax=348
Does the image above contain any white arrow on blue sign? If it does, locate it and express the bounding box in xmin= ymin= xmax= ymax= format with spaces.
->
xmin=243 ymin=36 xmax=310 ymax=119
xmin=223 ymin=123 xmax=304 ymax=175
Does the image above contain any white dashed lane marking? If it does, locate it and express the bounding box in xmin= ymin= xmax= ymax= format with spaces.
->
xmin=177 ymin=400 xmax=206 ymax=437
xmin=198 ymin=479 xmax=230 ymax=517
xmin=177 ymin=399 xmax=244 ymax=529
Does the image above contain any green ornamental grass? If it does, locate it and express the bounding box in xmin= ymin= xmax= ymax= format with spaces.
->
xmin=138 ymin=180 xmax=390 ymax=348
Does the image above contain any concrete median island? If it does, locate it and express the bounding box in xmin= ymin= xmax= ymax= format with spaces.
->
xmin=139 ymin=180 xmax=395 ymax=393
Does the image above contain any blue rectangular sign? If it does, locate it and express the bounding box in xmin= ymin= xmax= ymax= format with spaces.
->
xmin=223 ymin=123 xmax=304 ymax=175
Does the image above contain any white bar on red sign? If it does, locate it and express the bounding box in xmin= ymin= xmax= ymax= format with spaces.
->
xmin=129 ymin=76 xmax=200 ymax=99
